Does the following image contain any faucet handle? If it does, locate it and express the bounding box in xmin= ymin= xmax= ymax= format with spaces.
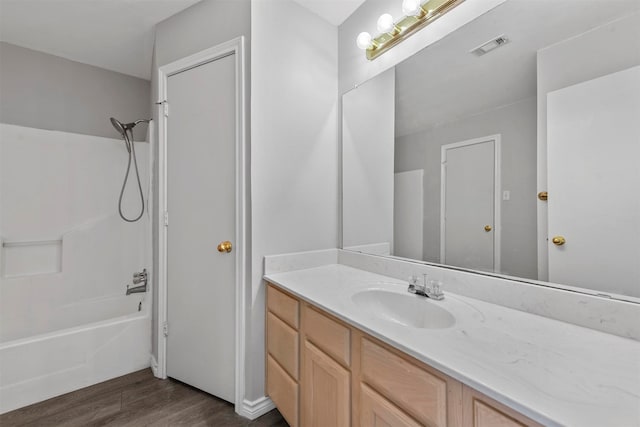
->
xmin=432 ymin=281 xmax=441 ymax=294
xmin=428 ymin=279 xmax=444 ymax=299
xmin=408 ymin=275 xmax=418 ymax=293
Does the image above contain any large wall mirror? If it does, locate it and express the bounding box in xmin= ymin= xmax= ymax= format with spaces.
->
xmin=342 ymin=0 xmax=640 ymax=302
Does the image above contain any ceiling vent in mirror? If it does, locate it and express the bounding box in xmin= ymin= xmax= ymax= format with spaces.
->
xmin=470 ymin=35 xmax=509 ymax=56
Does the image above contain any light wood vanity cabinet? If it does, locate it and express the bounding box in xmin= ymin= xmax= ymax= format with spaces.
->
xmin=300 ymin=303 xmax=352 ymax=426
xmin=302 ymin=339 xmax=351 ymax=426
xmin=353 ymin=331 xmax=461 ymax=427
xmin=266 ymin=285 xmax=300 ymax=427
xmin=266 ymin=283 xmax=542 ymax=427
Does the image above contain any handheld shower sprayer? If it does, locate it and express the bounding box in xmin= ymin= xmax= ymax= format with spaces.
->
xmin=110 ymin=117 xmax=151 ymax=222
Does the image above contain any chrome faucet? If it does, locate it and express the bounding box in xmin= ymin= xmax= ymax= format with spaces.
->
xmin=126 ymin=269 xmax=147 ymax=295
xmin=408 ymin=274 xmax=444 ymax=300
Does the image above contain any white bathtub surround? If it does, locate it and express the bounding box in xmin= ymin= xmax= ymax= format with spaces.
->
xmin=339 ymin=250 xmax=640 ymax=341
xmin=0 ymin=124 xmax=152 ymax=412
xmin=264 ymin=264 xmax=640 ymax=427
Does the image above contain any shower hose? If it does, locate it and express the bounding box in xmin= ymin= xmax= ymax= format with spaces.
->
xmin=119 ymin=129 xmax=145 ymax=222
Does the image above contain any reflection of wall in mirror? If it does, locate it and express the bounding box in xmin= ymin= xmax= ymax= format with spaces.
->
xmin=395 ymin=97 xmax=537 ymax=279
xmin=342 ymin=68 xmax=395 ymax=250
xmin=394 ymin=170 xmax=424 ymax=260
xmin=536 ymin=12 xmax=640 ymax=282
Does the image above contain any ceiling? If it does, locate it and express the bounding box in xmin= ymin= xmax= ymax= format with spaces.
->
xmin=0 ymin=0 xmax=201 ymax=80
xmin=395 ymin=0 xmax=640 ymax=137
xmin=292 ymin=0 xmax=366 ymax=25
xmin=0 ymin=0 xmax=365 ymax=81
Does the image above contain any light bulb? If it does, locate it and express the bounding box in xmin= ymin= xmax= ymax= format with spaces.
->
xmin=356 ymin=32 xmax=372 ymax=50
xmin=377 ymin=13 xmax=395 ymax=34
xmin=402 ymin=0 xmax=422 ymax=16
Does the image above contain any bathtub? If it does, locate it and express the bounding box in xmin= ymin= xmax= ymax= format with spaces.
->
xmin=0 ymin=294 xmax=151 ymax=414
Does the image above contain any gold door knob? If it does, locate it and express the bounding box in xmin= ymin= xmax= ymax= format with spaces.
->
xmin=552 ymin=236 xmax=566 ymax=246
xmin=484 ymin=225 xmax=492 ymax=232
xmin=217 ymin=241 xmax=233 ymax=253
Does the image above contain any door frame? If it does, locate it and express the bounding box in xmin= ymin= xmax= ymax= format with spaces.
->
xmin=155 ymin=37 xmax=248 ymax=413
xmin=440 ymin=134 xmax=501 ymax=272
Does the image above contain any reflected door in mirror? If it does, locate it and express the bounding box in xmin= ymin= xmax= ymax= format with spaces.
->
xmin=547 ymin=66 xmax=640 ymax=298
xmin=441 ymin=136 xmax=500 ymax=272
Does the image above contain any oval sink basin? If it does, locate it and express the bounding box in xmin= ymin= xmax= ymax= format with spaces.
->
xmin=352 ymin=289 xmax=455 ymax=329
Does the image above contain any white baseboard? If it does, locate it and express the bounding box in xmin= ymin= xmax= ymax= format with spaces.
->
xmin=150 ymin=355 xmax=160 ymax=378
xmin=237 ymin=396 xmax=275 ymax=420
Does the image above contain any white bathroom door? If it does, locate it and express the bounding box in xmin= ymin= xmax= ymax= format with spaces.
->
xmin=441 ymin=136 xmax=499 ymax=272
xmin=166 ymin=53 xmax=236 ymax=402
xmin=547 ymin=66 xmax=640 ymax=297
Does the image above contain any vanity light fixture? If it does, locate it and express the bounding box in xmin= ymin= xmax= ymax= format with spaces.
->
xmin=356 ymin=0 xmax=465 ymax=60
xmin=377 ymin=13 xmax=399 ymax=34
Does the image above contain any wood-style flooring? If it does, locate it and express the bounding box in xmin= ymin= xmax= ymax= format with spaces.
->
xmin=0 ymin=369 xmax=288 ymax=427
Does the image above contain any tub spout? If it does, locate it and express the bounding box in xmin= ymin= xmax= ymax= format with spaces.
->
xmin=126 ymin=283 xmax=147 ymax=295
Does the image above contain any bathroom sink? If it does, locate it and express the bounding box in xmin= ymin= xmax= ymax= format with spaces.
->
xmin=352 ymin=289 xmax=455 ymax=329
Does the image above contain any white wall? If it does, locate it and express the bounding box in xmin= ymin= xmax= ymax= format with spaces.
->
xmin=396 ymin=97 xmax=537 ymax=279
xmin=250 ymin=0 xmax=338 ymax=401
xmin=338 ymin=0 xmax=505 ymax=94
xmin=536 ymin=12 xmax=640 ymax=280
xmin=342 ymin=68 xmax=394 ymax=250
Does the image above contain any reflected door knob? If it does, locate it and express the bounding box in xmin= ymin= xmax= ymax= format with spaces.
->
xmin=484 ymin=225 xmax=492 ymax=232
xmin=217 ymin=241 xmax=233 ymax=253
xmin=552 ymin=236 xmax=566 ymax=246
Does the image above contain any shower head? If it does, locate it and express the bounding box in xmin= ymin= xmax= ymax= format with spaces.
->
xmin=110 ymin=117 xmax=133 ymax=153
xmin=110 ymin=117 xmax=151 ymax=153
xmin=110 ymin=117 xmax=128 ymax=136
xmin=110 ymin=117 xmax=151 ymax=136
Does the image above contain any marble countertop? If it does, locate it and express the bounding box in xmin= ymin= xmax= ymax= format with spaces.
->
xmin=265 ymin=264 xmax=640 ymax=427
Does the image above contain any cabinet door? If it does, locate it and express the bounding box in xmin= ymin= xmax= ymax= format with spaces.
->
xmin=360 ymin=383 xmax=421 ymax=427
xmin=302 ymin=340 xmax=350 ymax=427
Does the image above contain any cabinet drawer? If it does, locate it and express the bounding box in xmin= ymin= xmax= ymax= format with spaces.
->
xmin=360 ymin=383 xmax=421 ymax=427
xmin=463 ymin=386 xmax=542 ymax=427
xmin=302 ymin=304 xmax=351 ymax=367
xmin=267 ymin=284 xmax=299 ymax=329
xmin=361 ymin=338 xmax=448 ymax=427
xmin=471 ymin=400 xmax=526 ymax=427
xmin=267 ymin=355 xmax=298 ymax=427
xmin=267 ymin=312 xmax=299 ymax=380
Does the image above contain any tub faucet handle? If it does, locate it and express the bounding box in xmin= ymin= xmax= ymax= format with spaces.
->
xmin=133 ymin=269 xmax=147 ymax=285
xmin=408 ymin=275 xmax=419 ymax=293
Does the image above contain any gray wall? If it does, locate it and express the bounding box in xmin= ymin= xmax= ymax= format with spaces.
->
xmin=150 ymin=0 xmax=339 ymax=405
xmin=150 ymin=0 xmax=251 ymax=384
xmin=250 ymin=0 xmax=338 ymax=401
xmin=0 ymin=42 xmax=150 ymax=141
xmin=396 ymin=97 xmax=537 ymax=280
xmin=536 ymin=12 xmax=640 ymax=280
xmin=343 ymin=68 xmax=395 ymax=249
